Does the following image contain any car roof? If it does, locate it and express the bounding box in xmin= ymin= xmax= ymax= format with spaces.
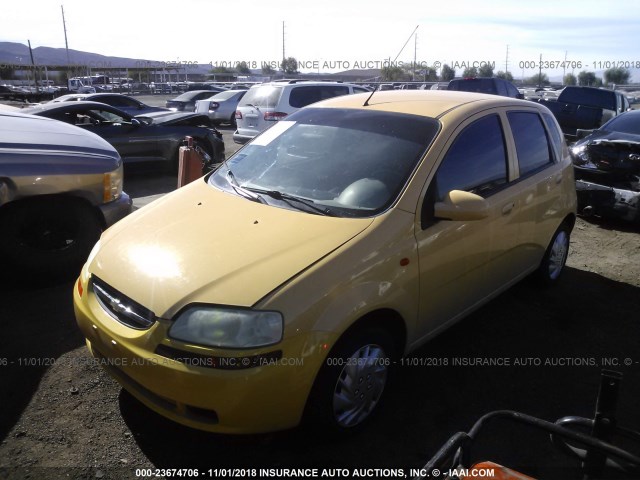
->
xmin=314 ymin=90 xmax=535 ymax=120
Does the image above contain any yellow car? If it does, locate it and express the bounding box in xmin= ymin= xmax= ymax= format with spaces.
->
xmin=74 ymin=91 xmax=577 ymax=434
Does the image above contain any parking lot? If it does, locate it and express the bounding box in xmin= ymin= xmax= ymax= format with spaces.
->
xmin=1 ymin=95 xmax=640 ymax=480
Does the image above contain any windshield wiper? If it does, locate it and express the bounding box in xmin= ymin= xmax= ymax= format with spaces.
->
xmin=226 ymin=170 xmax=266 ymax=204
xmin=244 ymin=187 xmax=334 ymax=216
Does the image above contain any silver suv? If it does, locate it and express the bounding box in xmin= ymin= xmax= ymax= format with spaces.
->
xmin=233 ymin=81 xmax=369 ymax=144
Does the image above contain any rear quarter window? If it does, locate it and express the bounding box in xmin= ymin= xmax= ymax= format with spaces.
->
xmin=508 ymin=112 xmax=554 ymax=177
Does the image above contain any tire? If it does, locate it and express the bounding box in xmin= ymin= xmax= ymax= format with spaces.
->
xmin=228 ymin=113 xmax=237 ymax=128
xmin=0 ymin=197 xmax=102 ymax=278
xmin=536 ymin=223 xmax=571 ymax=285
xmin=305 ymin=326 xmax=395 ymax=435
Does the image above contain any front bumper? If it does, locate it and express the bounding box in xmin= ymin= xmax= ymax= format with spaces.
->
xmin=575 ymin=179 xmax=640 ymax=222
xmin=98 ymin=192 xmax=132 ymax=227
xmin=73 ymin=275 xmax=335 ymax=434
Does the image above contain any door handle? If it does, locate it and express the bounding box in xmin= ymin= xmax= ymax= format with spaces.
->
xmin=554 ymin=174 xmax=563 ymax=184
xmin=502 ymin=202 xmax=515 ymax=215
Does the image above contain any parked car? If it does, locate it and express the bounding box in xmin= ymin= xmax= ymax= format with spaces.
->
xmin=194 ymin=89 xmax=247 ymax=126
xmin=570 ymin=109 xmax=640 ymax=222
xmin=44 ymin=93 xmax=168 ymax=115
xmin=537 ymin=86 xmax=631 ymax=141
xmin=80 ymin=93 xmax=169 ymax=115
xmin=0 ymin=111 xmax=131 ymax=276
xmin=428 ymin=82 xmax=450 ymax=90
xmin=447 ymin=77 xmax=523 ymax=99
xmin=22 ymin=101 xmax=225 ymax=172
xmin=233 ymin=80 xmax=370 ymax=144
xmin=74 ymin=90 xmax=576 ymax=435
xmin=166 ymin=89 xmax=226 ymax=112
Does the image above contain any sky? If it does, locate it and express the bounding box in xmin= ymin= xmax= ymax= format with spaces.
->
xmin=2 ymin=0 xmax=640 ymax=81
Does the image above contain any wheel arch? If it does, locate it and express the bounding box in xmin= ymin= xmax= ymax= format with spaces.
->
xmin=330 ymin=308 xmax=408 ymax=359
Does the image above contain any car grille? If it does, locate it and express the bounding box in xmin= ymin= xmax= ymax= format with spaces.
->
xmin=91 ymin=277 xmax=157 ymax=330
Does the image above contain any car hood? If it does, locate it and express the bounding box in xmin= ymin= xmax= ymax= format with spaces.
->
xmin=89 ymin=179 xmax=373 ymax=318
xmin=137 ymin=111 xmax=210 ymax=126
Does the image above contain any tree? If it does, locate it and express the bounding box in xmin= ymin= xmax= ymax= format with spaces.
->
xmin=280 ymin=57 xmax=299 ymax=74
xmin=496 ymin=71 xmax=514 ymax=81
xmin=462 ymin=66 xmax=478 ymax=78
xmin=262 ymin=64 xmax=275 ymax=75
xmin=237 ymin=61 xmax=251 ymax=74
xmin=577 ymin=71 xmax=597 ymax=86
xmin=528 ymin=73 xmax=550 ymax=86
xmin=211 ymin=66 xmax=230 ymax=74
xmin=381 ymin=65 xmax=404 ymax=81
xmin=423 ymin=67 xmax=438 ymax=81
xmin=563 ymin=73 xmax=577 ymax=86
xmin=440 ymin=64 xmax=455 ymax=81
xmin=604 ymin=67 xmax=630 ymax=86
xmin=478 ymin=64 xmax=494 ymax=77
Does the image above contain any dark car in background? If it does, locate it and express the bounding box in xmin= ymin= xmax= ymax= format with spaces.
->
xmin=538 ymin=86 xmax=631 ymax=141
xmin=22 ymin=101 xmax=224 ymax=172
xmin=80 ymin=93 xmax=169 ymax=115
xmin=570 ymin=109 xmax=640 ymax=222
xmin=166 ymin=89 xmax=227 ymax=112
xmin=447 ymin=77 xmax=523 ymax=99
xmin=45 ymin=93 xmax=169 ymax=115
xmin=0 ymin=111 xmax=131 ymax=277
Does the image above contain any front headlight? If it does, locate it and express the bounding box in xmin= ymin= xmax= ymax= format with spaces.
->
xmin=169 ymin=306 xmax=283 ymax=349
xmin=571 ymin=144 xmax=590 ymax=164
xmin=103 ymin=166 xmax=123 ymax=202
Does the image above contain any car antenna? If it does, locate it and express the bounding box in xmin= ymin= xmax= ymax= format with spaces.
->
xmin=363 ymin=88 xmax=376 ymax=107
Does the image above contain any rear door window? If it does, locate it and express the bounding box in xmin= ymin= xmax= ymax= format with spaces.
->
xmin=508 ymin=112 xmax=554 ymax=177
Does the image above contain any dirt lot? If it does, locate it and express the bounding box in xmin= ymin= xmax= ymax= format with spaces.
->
xmin=1 ymin=97 xmax=640 ymax=479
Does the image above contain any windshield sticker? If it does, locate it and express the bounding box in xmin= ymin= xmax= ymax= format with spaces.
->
xmin=251 ymin=121 xmax=296 ymax=146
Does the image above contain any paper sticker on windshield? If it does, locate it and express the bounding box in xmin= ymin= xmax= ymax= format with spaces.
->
xmin=251 ymin=121 xmax=296 ymax=146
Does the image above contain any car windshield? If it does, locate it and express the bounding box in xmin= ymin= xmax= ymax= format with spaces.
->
xmin=601 ymin=112 xmax=640 ymax=135
xmin=208 ymin=108 xmax=439 ymax=218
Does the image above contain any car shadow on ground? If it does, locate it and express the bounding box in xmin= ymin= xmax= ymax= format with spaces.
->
xmin=579 ymin=214 xmax=640 ymax=234
xmin=0 ymin=278 xmax=84 ymax=441
xmin=118 ymin=267 xmax=640 ymax=477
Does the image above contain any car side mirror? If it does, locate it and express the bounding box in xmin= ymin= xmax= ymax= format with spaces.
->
xmin=516 ymin=93 xmax=525 ymax=100
xmin=434 ymin=190 xmax=489 ymax=221
xmin=130 ymin=118 xmax=141 ymax=126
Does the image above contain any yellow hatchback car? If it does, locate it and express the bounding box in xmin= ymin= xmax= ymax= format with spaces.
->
xmin=74 ymin=91 xmax=577 ymax=434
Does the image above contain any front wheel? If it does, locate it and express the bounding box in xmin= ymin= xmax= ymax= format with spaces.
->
xmin=305 ymin=326 xmax=395 ymax=434
xmin=0 ymin=197 xmax=102 ymax=278
xmin=536 ymin=223 xmax=571 ymax=285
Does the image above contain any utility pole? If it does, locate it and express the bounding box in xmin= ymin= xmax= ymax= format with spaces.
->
xmin=413 ymin=31 xmax=417 ymax=81
xmin=563 ymin=50 xmax=568 ymax=84
xmin=538 ymin=53 xmax=543 ymax=87
xmin=505 ymin=45 xmax=509 ymax=76
xmin=282 ymin=21 xmax=285 ymax=74
xmin=61 ymin=5 xmax=71 ymax=80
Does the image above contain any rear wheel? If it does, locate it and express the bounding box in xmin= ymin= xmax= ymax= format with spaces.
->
xmin=536 ymin=223 xmax=571 ymax=285
xmin=0 ymin=197 xmax=102 ymax=278
xmin=305 ymin=326 xmax=395 ymax=434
